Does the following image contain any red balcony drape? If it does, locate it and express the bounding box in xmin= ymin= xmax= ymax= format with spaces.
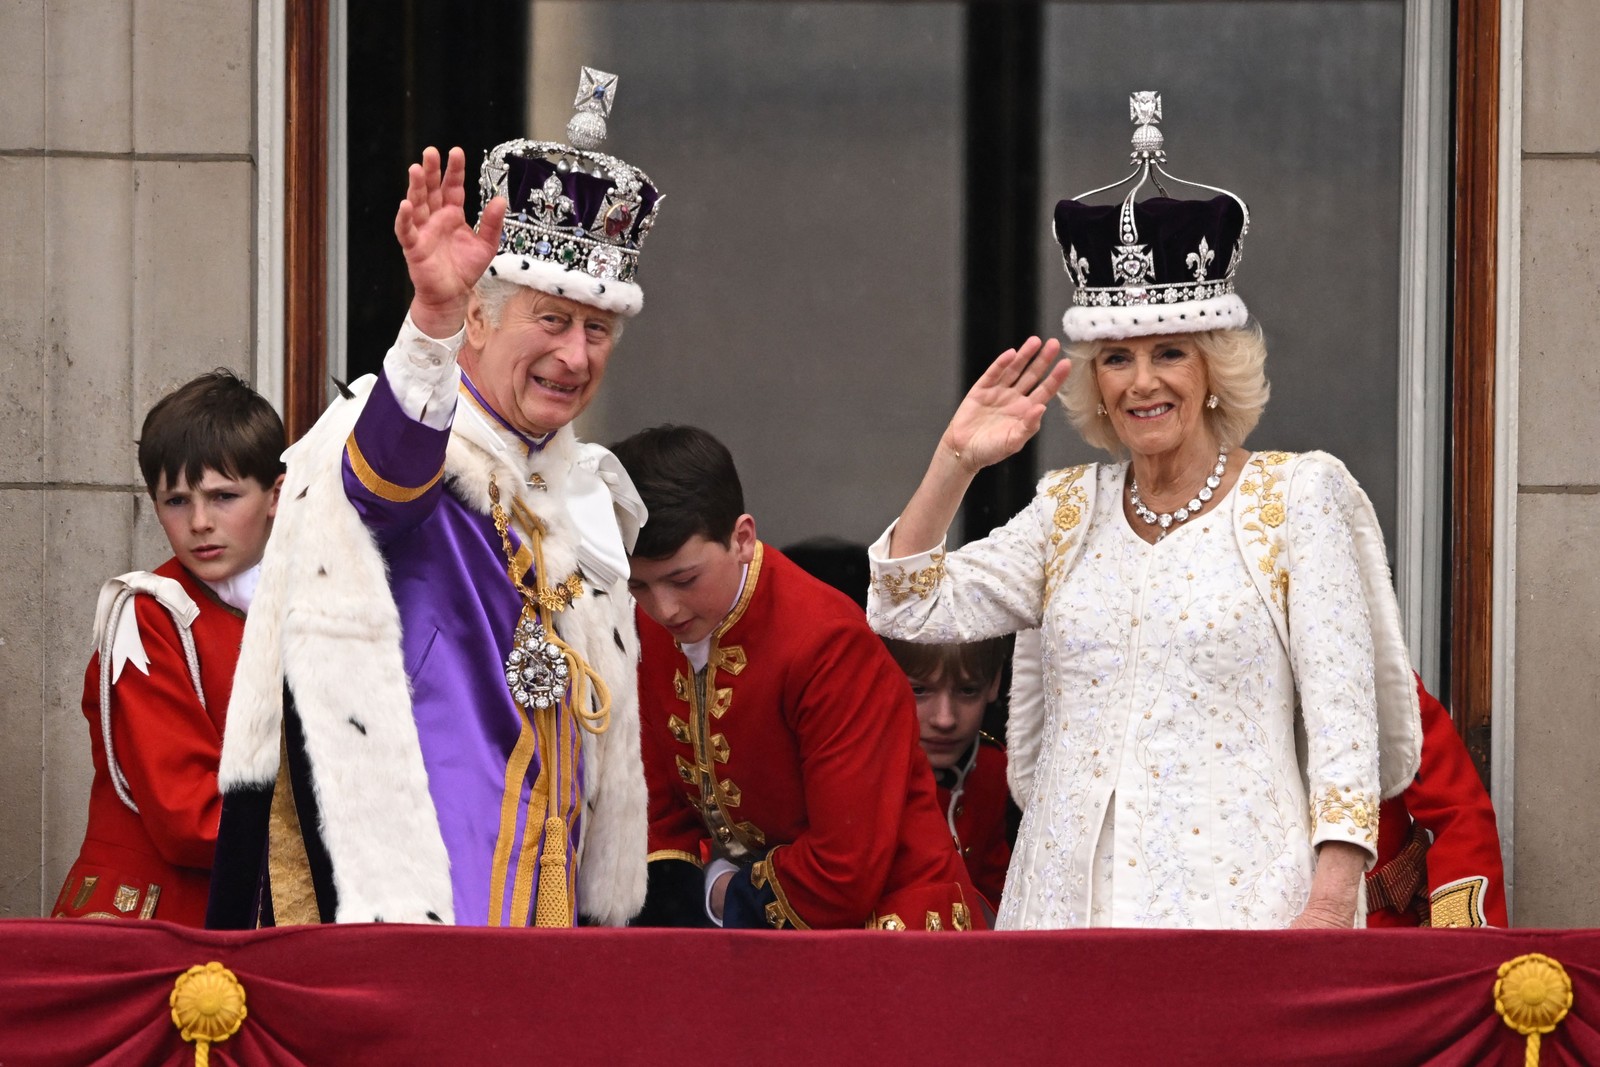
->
xmin=4 ymin=920 xmax=1598 ymax=1065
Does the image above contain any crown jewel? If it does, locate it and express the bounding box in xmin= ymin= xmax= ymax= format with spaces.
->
xmin=478 ymin=68 xmax=661 ymax=316
xmin=1053 ymin=91 xmax=1251 ymax=341
xmin=567 ymin=67 xmax=618 ymax=150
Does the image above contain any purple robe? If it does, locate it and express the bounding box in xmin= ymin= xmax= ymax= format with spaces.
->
xmin=340 ymin=371 xmax=583 ymax=926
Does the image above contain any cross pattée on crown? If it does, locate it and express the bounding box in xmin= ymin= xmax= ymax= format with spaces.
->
xmin=1129 ymin=91 xmax=1162 ymax=126
xmin=574 ymin=67 xmax=618 ymax=118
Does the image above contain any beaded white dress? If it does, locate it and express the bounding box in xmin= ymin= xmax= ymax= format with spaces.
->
xmin=867 ymin=453 xmax=1386 ymax=930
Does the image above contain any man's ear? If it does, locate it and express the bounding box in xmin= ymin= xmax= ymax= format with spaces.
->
xmin=984 ymin=672 xmax=1003 ymax=704
xmin=730 ymin=514 xmax=758 ymax=565
xmin=463 ymin=292 xmax=490 ymax=360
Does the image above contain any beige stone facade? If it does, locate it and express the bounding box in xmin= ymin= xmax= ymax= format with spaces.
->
xmin=0 ymin=0 xmax=257 ymax=916
xmin=1512 ymin=0 xmax=1600 ymax=927
xmin=1 ymin=0 xmax=1594 ymax=926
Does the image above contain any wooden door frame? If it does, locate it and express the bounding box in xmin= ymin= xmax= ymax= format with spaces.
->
xmin=283 ymin=0 xmax=329 ymax=441
xmin=1451 ymin=0 xmax=1500 ymax=783
xmin=279 ymin=0 xmax=1507 ymax=778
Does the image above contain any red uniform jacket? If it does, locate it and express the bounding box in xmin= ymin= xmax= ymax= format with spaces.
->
xmin=53 ymin=559 xmax=242 ymax=925
xmin=1366 ymin=676 xmax=1507 ymax=927
xmin=636 ymin=544 xmax=982 ymax=931
xmin=935 ymin=738 xmax=1012 ymax=909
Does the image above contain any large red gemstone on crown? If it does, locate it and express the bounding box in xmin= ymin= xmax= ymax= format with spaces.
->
xmin=604 ymin=203 xmax=633 ymax=237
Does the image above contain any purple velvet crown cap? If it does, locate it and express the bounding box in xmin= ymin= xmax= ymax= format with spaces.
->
xmin=1054 ymin=91 xmax=1252 ymax=342
xmin=1054 ymin=195 xmax=1244 ymax=292
xmin=498 ymin=151 xmax=662 ymax=252
xmin=1055 ymin=194 xmax=1251 ymax=342
xmin=475 ymin=76 xmax=663 ymax=318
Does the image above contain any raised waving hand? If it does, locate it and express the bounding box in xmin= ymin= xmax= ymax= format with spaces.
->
xmin=394 ymin=146 xmax=508 ymax=338
xmin=940 ymin=337 xmax=1071 ymax=472
xmin=889 ymin=337 xmax=1071 ymax=558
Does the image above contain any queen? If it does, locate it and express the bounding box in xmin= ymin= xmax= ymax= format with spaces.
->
xmin=867 ymin=93 xmax=1420 ymax=930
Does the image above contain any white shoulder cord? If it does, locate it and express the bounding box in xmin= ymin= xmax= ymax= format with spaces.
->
xmin=98 ymin=587 xmax=208 ymax=814
xmin=945 ymin=742 xmax=980 ymax=844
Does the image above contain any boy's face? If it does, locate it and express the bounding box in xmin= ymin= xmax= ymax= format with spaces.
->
xmin=153 ymin=467 xmax=282 ymax=584
xmin=628 ymin=516 xmax=757 ymax=646
xmin=910 ymin=669 xmax=1001 ymax=770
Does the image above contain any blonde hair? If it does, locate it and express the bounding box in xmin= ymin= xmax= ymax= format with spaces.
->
xmin=1060 ymin=324 xmax=1270 ymax=457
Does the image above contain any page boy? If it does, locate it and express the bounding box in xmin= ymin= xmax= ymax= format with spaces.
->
xmin=52 ymin=370 xmax=283 ymax=925
xmin=880 ymin=636 xmax=1014 ymax=911
xmin=616 ymin=424 xmax=981 ymax=931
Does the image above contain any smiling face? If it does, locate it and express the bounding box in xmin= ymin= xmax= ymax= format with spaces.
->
xmin=910 ymin=668 xmax=1002 ymax=770
xmin=154 ymin=467 xmax=281 ymax=584
xmin=1093 ymin=333 xmax=1216 ymax=460
xmin=628 ymin=516 xmax=758 ymax=645
xmin=461 ymin=288 xmax=618 ymax=438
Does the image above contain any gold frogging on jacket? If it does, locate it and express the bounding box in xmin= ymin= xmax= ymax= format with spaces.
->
xmin=670 ymin=545 xmax=769 ymax=864
xmin=867 ymin=901 xmax=972 ymax=932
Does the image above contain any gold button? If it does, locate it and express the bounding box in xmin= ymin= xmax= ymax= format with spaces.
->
xmin=715 ymin=826 xmax=732 ymax=841
xmin=1128 ymin=859 xmax=1137 ymax=867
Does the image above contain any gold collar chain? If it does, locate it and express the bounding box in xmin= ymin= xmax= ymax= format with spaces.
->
xmin=487 ymin=474 xmax=611 ymax=734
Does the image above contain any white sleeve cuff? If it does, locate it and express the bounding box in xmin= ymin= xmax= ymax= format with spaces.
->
xmin=866 ymin=519 xmax=950 ymax=567
xmin=383 ymin=313 xmax=466 ymax=430
xmin=703 ymin=857 xmax=739 ymax=928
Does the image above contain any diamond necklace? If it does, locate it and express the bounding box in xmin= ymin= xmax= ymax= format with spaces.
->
xmin=1129 ymin=447 xmax=1229 ymax=538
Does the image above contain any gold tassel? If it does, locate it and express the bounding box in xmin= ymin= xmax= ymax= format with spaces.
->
xmin=533 ymin=815 xmax=571 ymax=928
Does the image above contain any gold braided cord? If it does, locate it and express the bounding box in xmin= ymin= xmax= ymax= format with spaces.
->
xmin=1494 ymin=953 xmax=1573 ymax=1067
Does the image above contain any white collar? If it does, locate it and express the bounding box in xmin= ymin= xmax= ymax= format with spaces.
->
xmin=204 ymin=563 xmax=262 ymax=615
xmin=451 ymin=394 xmax=647 ymax=589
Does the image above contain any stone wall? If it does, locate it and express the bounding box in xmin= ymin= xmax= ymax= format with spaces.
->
xmin=1510 ymin=0 xmax=1600 ymax=927
xmin=0 ymin=0 xmax=257 ymax=916
xmin=1512 ymin=0 xmax=1600 ymax=927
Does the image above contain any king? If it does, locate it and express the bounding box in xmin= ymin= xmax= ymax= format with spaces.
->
xmin=208 ymin=69 xmax=662 ymax=929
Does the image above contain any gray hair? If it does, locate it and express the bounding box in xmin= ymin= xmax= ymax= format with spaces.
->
xmin=471 ymin=274 xmax=523 ymax=329
xmin=1059 ymin=323 xmax=1270 ymax=457
xmin=469 ymin=275 xmax=625 ymax=339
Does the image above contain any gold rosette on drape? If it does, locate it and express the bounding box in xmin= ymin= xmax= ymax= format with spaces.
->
xmin=170 ymin=961 xmax=247 ymax=1066
xmin=1494 ymin=953 xmax=1573 ymax=1067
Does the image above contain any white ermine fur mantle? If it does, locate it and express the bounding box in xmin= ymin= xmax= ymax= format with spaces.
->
xmin=219 ymin=376 xmax=645 ymax=925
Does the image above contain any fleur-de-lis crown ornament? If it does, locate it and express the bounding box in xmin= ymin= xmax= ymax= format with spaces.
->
xmin=1051 ymin=91 xmax=1252 ymax=342
xmin=476 ymin=67 xmax=664 ymax=318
